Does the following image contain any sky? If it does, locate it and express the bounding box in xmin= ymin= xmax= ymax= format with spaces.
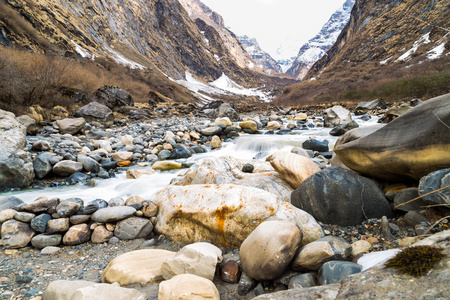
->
xmin=201 ymin=0 xmax=348 ymax=60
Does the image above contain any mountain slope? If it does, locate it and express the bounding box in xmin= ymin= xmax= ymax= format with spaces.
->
xmin=286 ymin=0 xmax=355 ymax=80
xmin=238 ymin=35 xmax=282 ymax=75
xmin=275 ymin=0 xmax=450 ymax=105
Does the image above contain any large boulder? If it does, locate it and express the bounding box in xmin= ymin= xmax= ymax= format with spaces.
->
xmin=55 ymin=118 xmax=86 ymax=135
xmin=0 ymin=196 xmax=24 ymax=211
xmin=291 ymin=166 xmax=394 ymax=226
xmin=92 ymin=85 xmax=134 ymax=110
xmin=158 ymin=274 xmax=220 ymax=300
xmin=151 ymin=184 xmax=323 ymax=249
xmin=215 ymin=103 xmax=239 ymax=121
xmin=418 ymin=168 xmax=450 ymax=212
xmin=239 ymin=221 xmax=302 ymax=281
xmin=73 ymin=101 xmax=114 ymax=128
xmin=323 ymin=105 xmax=352 ymax=128
xmin=0 ymin=109 xmax=34 ymax=190
xmin=354 ymin=99 xmax=387 ymax=115
xmin=53 ymin=160 xmax=83 ymax=177
xmin=267 ymin=151 xmax=320 ymax=189
xmin=334 ymin=94 xmax=450 ymax=181
xmin=1 ymin=219 xmax=35 ymax=248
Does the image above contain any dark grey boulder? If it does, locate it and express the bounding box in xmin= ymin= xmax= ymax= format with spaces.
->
xmin=67 ymin=172 xmax=89 ymax=185
xmin=393 ymin=187 xmax=425 ymax=212
xmin=302 ymin=139 xmax=329 ymax=152
xmin=158 ymin=150 xmax=172 ymax=160
xmin=114 ymin=217 xmax=153 ymax=240
xmin=291 ymin=166 xmax=394 ymax=226
xmin=30 ymin=214 xmax=52 ymax=233
xmin=418 ymin=168 xmax=450 ymax=211
xmin=31 ymin=234 xmax=62 ymax=249
xmin=73 ymin=101 xmax=114 ymax=128
xmin=288 ymin=273 xmax=316 ymax=289
xmin=77 ymin=155 xmax=100 ymax=173
xmin=169 ymin=145 xmax=193 ymax=159
xmin=318 ymin=261 xmax=362 ymax=285
xmin=78 ymin=199 xmax=108 ymax=215
xmin=0 ymin=196 xmax=24 ymax=211
xmin=92 ymin=85 xmax=134 ymax=110
xmin=329 ymin=121 xmax=359 ymax=136
xmin=354 ymin=99 xmax=387 ymax=115
xmin=20 ymin=198 xmax=60 ymax=214
xmin=33 ymin=152 xmax=56 ymax=179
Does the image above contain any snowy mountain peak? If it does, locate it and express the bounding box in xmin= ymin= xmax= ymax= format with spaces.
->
xmin=238 ymin=35 xmax=283 ymax=75
xmin=286 ymin=0 xmax=355 ymax=80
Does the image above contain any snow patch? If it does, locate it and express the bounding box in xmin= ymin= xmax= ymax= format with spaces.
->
xmin=427 ymin=40 xmax=447 ymax=60
xmin=71 ymin=40 xmax=93 ymax=59
xmin=104 ymin=45 xmax=146 ymax=69
xmin=396 ymin=33 xmax=431 ymax=62
xmin=357 ymin=249 xmax=401 ymax=272
xmin=380 ymin=56 xmax=393 ymax=65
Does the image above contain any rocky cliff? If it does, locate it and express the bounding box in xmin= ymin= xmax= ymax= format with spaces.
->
xmin=276 ymin=0 xmax=449 ymax=104
xmin=286 ymin=0 xmax=355 ymax=80
xmin=238 ymin=35 xmax=282 ymax=75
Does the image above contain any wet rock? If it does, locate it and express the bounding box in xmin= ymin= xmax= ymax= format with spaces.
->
xmin=318 ymin=261 xmax=362 ymax=285
xmin=103 ymin=249 xmax=176 ymax=285
xmin=79 ymin=199 xmax=108 ymax=215
xmin=77 ymin=154 xmax=100 ymax=173
xmin=152 ymin=161 xmax=183 ymax=171
xmin=239 ymin=121 xmax=257 ymax=133
xmin=62 ymin=224 xmax=91 ymax=246
xmin=91 ymin=206 xmax=136 ymax=223
xmin=242 ymin=163 xmax=254 ymax=173
xmin=201 ymin=126 xmax=223 ymax=136
xmin=240 ymin=221 xmax=302 ymax=281
xmin=46 ymin=218 xmax=70 ymax=234
xmin=210 ymin=135 xmax=222 ymax=149
xmin=237 ymin=271 xmax=257 ymax=296
xmin=158 ymin=274 xmax=220 ymax=300
xmin=214 ymin=117 xmax=233 ymax=126
xmin=126 ymin=169 xmax=155 ymax=179
xmin=70 ymin=214 xmax=91 ymax=225
xmin=1 ymin=219 xmax=35 ymax=248
xmin=30 ymin=213 xmax=52 ymax=232
xmin=55 ymin=117 xmax=86 ymax=135
xmin=108 ymin=197 xmax=125 ymax=207
xmin=302 ymin=139 xmax=329 ymax=152
xmin=291 ymin=166 xmax=394 ymax=226
xmin=220 ymin=260 xmax=241 ymax=283
xmin=355 ymin=99 xmax=387 ymax=115
xmin=404 ymin=211 xmax=428 ymax=226
xmin=329 ymin=121 xmax=359 ymax=136
xmin=169 ymin=145 xmax=193 ymax=159
xmin=53 ymin=160 xmax=83 ymax=176
xmin=267 ymin=121 xmax=281 ymax=130
xmin=114 ymin=217 xmax=153 ymax=240
xmin=31 ymin=234 xmax=62 ymax=249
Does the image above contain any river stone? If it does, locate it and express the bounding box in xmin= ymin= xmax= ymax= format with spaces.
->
xmin=78 ymin=199 xmax=108 ymax=215
xmin=351 ymin=240 xmax=372 ymax=256
xmin=0 ymin=209 xmax=16 ymax=223
xmin=30 ymin=214 xmax=52 ymax=232
xmin=201 ymin=126 xmax=223 ymax=136
xmin=77 ymin=155 xmax=100 ymax=173
xmin=97 ymin=140 xmax=112 ymax=153
xmin=267 ymin=151 xmax=321 ymax=189
xmin=216 ymin=103 xmax=239 ymax=120
xmin=56 ymin=201 xmax=81 ymax=218
xmin=126 ymin=169 xmax=155 ymax=179
xmin=418 ymin=168 xmax=450 ymax=209
xmin=210 ymin=135 xmax=222 ymax=149
xmin=288 ymin=273 xmax=316 ymax=289
xmin=329 ymin=120 xmax=359 ymax=136
xmin=355 ymin=99 xmax=387 ymax=115
xmin=0 ymin=196 xmax=24 ymax=211
xmin=91 ymin=225 xmax=113 ymax=243
xmin=1 ymin=219 xmax=35 ymax=248
xmin=114 ymin=217 xmax=153 ymax=240
xmin=161 ymin=242 xmax=223 ymax=281
xmin=318 ymin=261 xmax=362 ymax=285
xmin=63 ymin=224 xmax=90 ymax=246
xmin=45 ymin=280 xmax=146 ymax=300
xmin=111 ymin=152 xmax=134 ymax=162
xmin=292 ymin=236 xmax=351 ymax=271
xmin=158 ymin=150 xmax=172 ymax=160
xmin=14 ymin=212 xmax=34 ymax=223
xmin=92 ymin=85 xmax=134 ymax=110
xmin=291 ymin=147 xmax=311 ymax=158
xmin=152 ymin=184 xmax=323 ymax=249
xmin=238 ymin=121 xmax=257 ymax=133
xmin=215 ymin=117 xmax=233 ymax=126
xmin=33 ymin=152 xmax=56 ymax=179
xmin=31 ymin=234 xmax=62 ymax=249
xmin=323 ymin=105 xmax=352 ymax=127
xmin=302 ymin=139 xmax=329 ymax=152
xmin=0 ymin=109 xmax=34 ymax=190
xmin=125 ymin=196 xmax=145 ymax=206
xmin=152 ymin=161 xmax=183 ymax=171
xmin=20 ymin=197 xmax=60 ymax=213
xmin=291 ymin=166 xmax=394 ymax=226
xmin=55 ymin=118 xmax=86 ymax=135
xmin=293 ymin=113 xmax=308 ymax=121
xmin=393 ymin=187 xmax=425 ymax=212
xmin=170 ymin=145 xmax=193 ymax=159
xmin=32 ymin=140 xmax=52 ymax=151
xmin=53 ymin=160 xmax=83 ymax=177
xmin=108 ymin=197 xmax=125 ymax=207
xmin=158 ymin=274 xmax=220 ymax=300
xmin=121 ymin=135 xmax=134 ymax=146
xmin=334 ymin=94 xmax=450 ymax=181
xmin=102 ymin=249 xmax=176 ymax=285
xmin=91 ymin=206 xmax=136 ymax=223
xmin=70 ymin=215 xmax=91 ymax=225
xmin=141 ymin=201 xmax=158 ymax=217
xmin=267 ymin=121 xmax=281 ymax=130
xmin=240 ymin=221 xmax=302 ymax=281
xmin=220 ymin=260 xmax=241 ymax=283
xmin=47 ymin=218 xmax=70 ymax=234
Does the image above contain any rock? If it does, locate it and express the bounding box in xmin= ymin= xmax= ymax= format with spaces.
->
xmin=239 ymin=121 xmax=257 ymax=133
xmin=91 ymin=206 xmax=136 ymax=223
xmin=393 ymin=187 xmax=424 ymax=212
xmin=0 ymin=209 xmax=17 ymax=223
xmin=55 ymin=118 xmax=86 ymax=135
xmin=56 ymin=202 xmax=81 ymax=218
xmin=78 ymin=199 xmax=108 ymax=215
xmin=0 ymin=196 xmax=24 ymax=211
xmin=121 ymin=135 xmax=134 ymax=146
xmin=323 ymin=106 xmax=352 ymax=127
xmin=418 ymin=168 xmax=450 ymax=210
xmin=158 ymin=274 xmax=219 ymax=300
xmin=292 ymin=236 xmax=352 ymax=271
xmin=151 ymin=161 xmax=183 ymax=171
xmin=267 ymin=151 xmax=320 ymax=189
xmin=114 ymin=217 xmax=153 ymax=240
xmin=102 ymin=249 xmax=176 ymax=285
xmin=53 ymin=160 xmax=83 ymax=177
xmin=126 ymin=169 xmax=155 ymax=179
xmin=318 ymin=261 xmax=362 ymax=285
xmin=210 ymin=135 xmax=222 ymax=149
xmin=152 ymin=184 xmax=323 ymax=249
xmin=70 ymin=215 xmax=91 ymax=225
xmin=288 ymin=273 xmax=316 ymax=289
xmin=201 ymin=126 xmax=223 ymax=136
xmin=334 ymin=94 xmax=450 ymax=181
xmin=0 ymin=109 xmax=34 ymax=190
xmin=21 ymin=198 xmax=60 ymax=214
xmin=44 ymin=280 xmax=146 ymax=300
xmin=77 ymin=155 xmax=100 ymax=173
xmin=41 ymin=246 xmax=61 ymax=255
xmin=240 ymin=221 xmax=302 ymax=281
xmin=108 ymin=198 xmax=125 ymax=207
xmin=46 ymin=218 xmax=70 ymax=234
xmin=16 ymin=114 xmax=37 ymax=135
xmin=237 ymin=271 xmax=257 ymax=296
xmin=91 ymin=225 xmax=113 ymax=243
xmin=74 ymin=101 xmax=114 ymax=127
xmin=14 ymin=212 xmax=35 ymax=223
xmin=33 ymin=152 xmax=56 ymax=179
xmin=169 ymin=145 xmax=193 ymax=159
xmin=291 ymin=147 xmax=311 ymax=158
xmin=31 ymin=234 xmax=62 ymax=249
xmin=220 ymin=260 xmax=241 ymax=283
xmin=162 ymin=242 xmax=222 ymax=281
xmin=111 ymin=152 xmax=134 ymax=162
xmin=267 ymin=121 xmax=281 ymax=130
xmin=30 ymin=214 xmax=52 ymax=232
xmin=329 ymin=121 xmax=359 ymax=136
xmin=291 ymin=166 xmax=394 ymax=226
xmin=125 ymin=196 xmax=145 ymax=206
xmin=242 ymin=163 xmax=254 ymax=173
xmin=214 ymin=117 xmax=233 ymax=126
xmin=351 ymin=240 xmax=372 ymax=256
xmin=32 ymin=140 xmax=52 ymax=151
xmin=355 ymin=99 xmax=387 ymax=115
xmin=381 ymin=105 xmax=413 ymax=123
xmin=294 ymin=113 xmax=308 ymax=121
xmin=68 ymin=172 xmax=89 ymax=185
xmin=216 ymin=103 xmax=239 ymax=120
xmin=92 ymin=85 xmax=134 ymax=110
xmin=62 ymin=224 xmax=90 ymax=246
xmin=1 ymin=220 xmax=35 ymax=248
xmin=302 ymin=139 xmax=329 ymax=152
xmin=404 ymin=211 xmax=428 ymax=226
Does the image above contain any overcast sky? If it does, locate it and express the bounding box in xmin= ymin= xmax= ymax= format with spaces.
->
xmin=202 ymin=0 xmax=348 ymax=60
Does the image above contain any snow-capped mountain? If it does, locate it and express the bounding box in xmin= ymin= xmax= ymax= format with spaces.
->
xmin=286 ymin=0 xmax=355 ymax=80
xmin=238 ymin=35 xmax=282 ymax=75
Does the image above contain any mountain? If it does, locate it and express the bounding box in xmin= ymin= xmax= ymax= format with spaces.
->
xmin=238 ymin=35 xmax=282 ymax=75
xmin=275 ymin=0 xmax=450 ymax=105
xmin=286 ymin=0 xmax=355 ymax=80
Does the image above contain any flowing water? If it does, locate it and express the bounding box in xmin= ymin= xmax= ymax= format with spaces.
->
xmin=1 ymin=115 xmax=379 ymax=203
